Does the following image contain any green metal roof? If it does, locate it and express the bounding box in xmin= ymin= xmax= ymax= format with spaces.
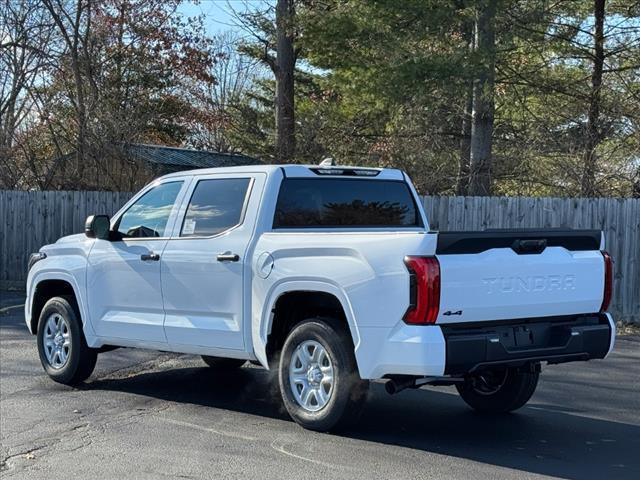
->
xmin=128 ymin=144 xmax=261 ymax=169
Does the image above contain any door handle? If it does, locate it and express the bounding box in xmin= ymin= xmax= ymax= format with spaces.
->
xmin=217 ymin=252 xmax=240 ymax=262
xmin=140 ymin=252 xmax=160 ymax=261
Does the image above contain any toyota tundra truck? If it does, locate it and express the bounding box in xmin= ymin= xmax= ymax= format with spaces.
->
xmin=25 ymin=164 xmax=615 ymax=431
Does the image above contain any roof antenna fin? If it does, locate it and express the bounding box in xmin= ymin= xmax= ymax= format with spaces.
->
xmin=319 ymin=157 xmax=335 ymax=167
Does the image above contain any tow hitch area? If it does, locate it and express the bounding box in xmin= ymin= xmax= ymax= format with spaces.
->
xmin=514 ymin=326 xmax=535 ymax=346
xmin=385 ymin=375 xmax=465 ymax=395
xmin=441 ymin=314 xmax=612 ymax=375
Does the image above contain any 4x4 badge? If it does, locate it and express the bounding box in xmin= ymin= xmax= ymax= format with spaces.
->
xmin=443 ymin=310 xmax=463 ymax=316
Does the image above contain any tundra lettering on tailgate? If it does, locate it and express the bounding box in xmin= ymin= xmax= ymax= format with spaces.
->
xmin=482 ymin=275 xmax=577 ymax=294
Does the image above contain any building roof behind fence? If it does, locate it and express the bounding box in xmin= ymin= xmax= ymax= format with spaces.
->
xmin=128 ymin=143 xmax=261 ymax=169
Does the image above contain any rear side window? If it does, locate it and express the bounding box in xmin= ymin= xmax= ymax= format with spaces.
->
xmin=273 ymin=178 xmax=422 ymax=228
xmin=180 ymin=178 xmax=251 ymax=237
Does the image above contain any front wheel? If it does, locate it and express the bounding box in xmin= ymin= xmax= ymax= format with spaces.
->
xmin=278 ymin=318 xmax=369 ymax=432
xmin=36 ymin=296 xmax=98 ymax=385
xmin=455 ymin=367 xmax=539 ymax=413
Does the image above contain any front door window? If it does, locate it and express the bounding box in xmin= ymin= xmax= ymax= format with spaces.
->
xmin=116 ymin=181 xmax=183 ymax=238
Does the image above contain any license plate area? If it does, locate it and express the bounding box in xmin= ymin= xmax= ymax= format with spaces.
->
xmin=514 ymin=326 xmax=534 ymax=347
xmin=488 ymin=323 xmax=556 ymax=351
xmin=441 ymin=314 xmax=611 ymax=375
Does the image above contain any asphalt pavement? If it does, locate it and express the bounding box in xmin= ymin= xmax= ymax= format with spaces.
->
xmin=1 ymin=290 xmax=639 ymax=479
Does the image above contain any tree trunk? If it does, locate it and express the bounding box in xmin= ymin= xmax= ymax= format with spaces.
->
xmin=456 ymin=19 xmax=475 ymax=196
xmin=457 ymin=82 xmax=473 ymax=195
xmin=275 ymin=0 xmax=296 ymax=163
xmin=72 ymin=0 xmax=88 ymax=184
xmin=42 ymin=0 xmax=89 ymax=184
xmin=468 ymin=0 xmax=497 ymax=196
xmin=580 ymin=0 xmax=605 ymax=197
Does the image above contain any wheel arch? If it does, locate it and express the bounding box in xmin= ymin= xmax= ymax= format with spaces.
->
xmin=254 ymin=281 xmax=361 ymax=371
xmin=28 ymin=272 xmax=89 ymax=337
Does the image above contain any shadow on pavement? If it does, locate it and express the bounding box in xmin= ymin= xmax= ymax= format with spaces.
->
xmin=87 ymin=365 xmax=640 ymax=480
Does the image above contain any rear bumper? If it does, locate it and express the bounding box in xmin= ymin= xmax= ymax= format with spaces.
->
xmin=441 ymin=313 xmax=614 ymax=375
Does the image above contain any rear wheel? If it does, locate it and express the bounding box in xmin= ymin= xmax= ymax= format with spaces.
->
xmin=456 ymin=367 xmax=539 ymax=413
xmin=201 ymin=356 xmax=246 ymax=369
xmin=36 ymin=296 xmax=97 ymax=385
xmin=278 ymin=318 xmax=369 ymax=432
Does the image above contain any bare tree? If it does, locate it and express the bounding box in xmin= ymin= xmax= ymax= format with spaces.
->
xmin=41 ymin=0 xmax=92 ymax=184
xmin=187 ymin=33 xmax=259 ymax=152
xmin=0 ymin=0 xmax=55 ymax=188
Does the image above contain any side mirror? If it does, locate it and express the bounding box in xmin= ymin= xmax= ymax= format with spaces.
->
xmin=85 ymin=215 xmax=111 ymax=240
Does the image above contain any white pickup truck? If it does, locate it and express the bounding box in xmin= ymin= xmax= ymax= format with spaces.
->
xmin=26 ymin=164 xmax=615 ymax=431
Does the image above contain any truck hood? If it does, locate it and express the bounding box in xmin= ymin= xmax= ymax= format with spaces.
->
xmin=55 ymin=233 xmax=87 ymax=245
xmin=39 ymin=233 xmax=89 ymax=254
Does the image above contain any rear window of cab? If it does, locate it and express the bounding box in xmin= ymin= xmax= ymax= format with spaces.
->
xmin=273 ymin=178 xmax=423 ymax=229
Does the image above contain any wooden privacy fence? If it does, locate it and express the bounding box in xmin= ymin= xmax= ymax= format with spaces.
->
xmin=1 ymin=191 xmax=638 ymax=323
xmin=422 ymin=196 xmax=639 ymax=324
xmin=1 ymin=190 xmax=134 ymax=288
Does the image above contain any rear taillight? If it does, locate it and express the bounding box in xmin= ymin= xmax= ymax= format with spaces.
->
xmin=600 ymin=251 xmax=613 ymax=312
xmin=403 ymin=256 xmax=440 ymax=324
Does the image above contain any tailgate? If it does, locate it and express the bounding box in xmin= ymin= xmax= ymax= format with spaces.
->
xmin=435 ymin=230 xmax=606 ymax=324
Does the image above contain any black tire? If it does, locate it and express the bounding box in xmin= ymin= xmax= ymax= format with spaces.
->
xmin=455 ymin=367 xmax=539 ymax=413
xmin=36 ymin=296 xmax=98 ymax=385
xmin=201 ymin=356 xmax=246 ymax=369
xmin=278 ymin=318 xmax=369 ymax=432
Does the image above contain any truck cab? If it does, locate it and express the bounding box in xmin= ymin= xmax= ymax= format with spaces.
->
xmin=26 ymin=164 xmax=615 ymax=431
